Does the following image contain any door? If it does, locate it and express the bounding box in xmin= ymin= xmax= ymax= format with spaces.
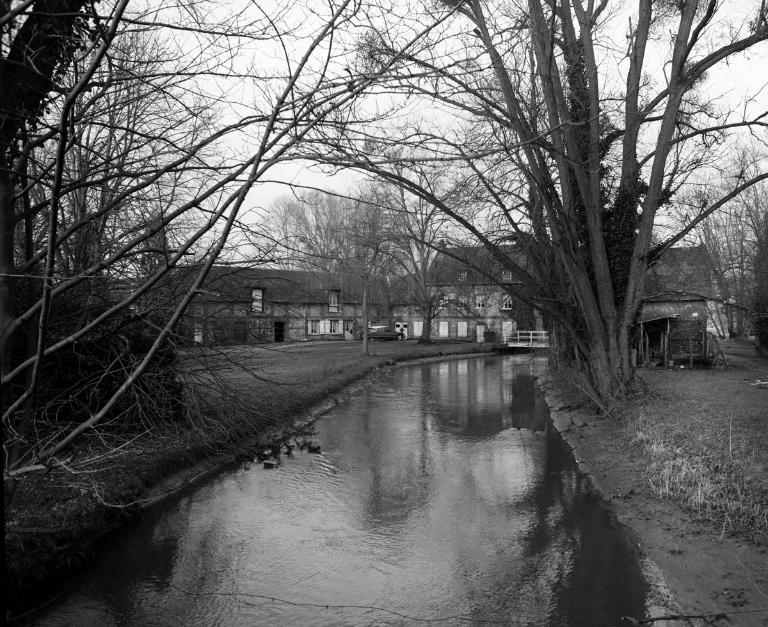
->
xmin=413 ymin=320 xmax=423 ymax=339
xmin=476 ymin=323 xmax=486 ymax=343
xmin=274 ymin=321 xmax=285 ymax=342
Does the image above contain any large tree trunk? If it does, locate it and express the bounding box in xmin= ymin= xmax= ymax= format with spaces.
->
xmin=419 ymin=306 xmax=433 ymax=343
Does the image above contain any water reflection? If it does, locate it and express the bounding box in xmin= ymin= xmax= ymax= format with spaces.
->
xmin=32 ymin=355 xmax=645 ymax=626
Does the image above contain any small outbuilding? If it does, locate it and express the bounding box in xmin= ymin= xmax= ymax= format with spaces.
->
xmin=636 ymin=245 xmax=725 ymax=366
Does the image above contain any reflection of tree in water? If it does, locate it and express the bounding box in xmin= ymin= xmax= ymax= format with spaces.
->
xmin=511 ymin=434 xmax=646 ymax=624
xmin=507 ymin=373 xmax=549 ymax=432
xmin=359 ymin=370 xmax=435 ymax=530
xmin=356 ymin=354 xmax=644 ymax=623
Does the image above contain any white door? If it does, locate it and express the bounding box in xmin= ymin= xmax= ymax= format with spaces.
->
xmin=413 ymin=320 xmax=423 ymax=338
xmin=439 ymin=321 xmax=449 ymax=337
xmin=476 ymin=323 xmax=486 ymax=343
xmin=457 ymin=320 xmax=468 ymax=337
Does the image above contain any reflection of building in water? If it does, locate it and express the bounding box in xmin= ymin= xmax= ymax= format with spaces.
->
xmin=424 ymin=356 xmax=549 ymax=436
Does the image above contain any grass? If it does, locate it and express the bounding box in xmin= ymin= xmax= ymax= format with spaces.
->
xmin=624 ymin=394 xmax=768 ymax=541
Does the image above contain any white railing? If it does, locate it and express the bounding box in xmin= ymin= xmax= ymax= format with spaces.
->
xmin=505 ymin=330 xmax=550 ymax=347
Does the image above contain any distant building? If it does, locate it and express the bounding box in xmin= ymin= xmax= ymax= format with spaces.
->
xmin=393 ymin=247 xmax=540 ymax=342
xmin=177 ymin=266 xmax=393 ymax=344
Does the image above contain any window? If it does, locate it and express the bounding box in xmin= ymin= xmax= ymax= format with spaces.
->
xmin=309 ymin=320 xmax=320 ymax=334
xmin=251 ymin=288 xmax=263 ymax=313
xmin=439 ymin=293 xmax=448 ymax=308
xmin=328 ymin=290 xmax=340 ymax=313
xmin=458 ymin=270 xmax=468 ymax=282
xmin=329 ymin=319 xmax=340 ymax=334
xmin=344 ymin=319 xmax=355 ymax=333
xmin=475 ymin=294 xmax=485 ymax=309
xmin=502 ymin=270 xmax=513 ymax=281
xmin=501 ymin=294 xmax=512 ymax=310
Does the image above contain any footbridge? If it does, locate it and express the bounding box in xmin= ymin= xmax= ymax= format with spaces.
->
xmin=504 ymin=330 xmax=550 ymax=349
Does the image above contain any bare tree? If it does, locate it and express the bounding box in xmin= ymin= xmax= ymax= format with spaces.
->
xmin=370 ymin=174 xmax=451 ymax=343
xmin=271 ymin=191 xmax=354 ymax=272
xmin=298 ymin=0 xmax=768 ymax=406
xmin=2 ymin=0 xmax=388 ymax=485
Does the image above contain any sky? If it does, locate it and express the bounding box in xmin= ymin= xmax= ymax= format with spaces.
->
xmin=123 ymin=0 xmax=768 ymax=236
xmin=253 ymin=0 xmax=768 ymax=204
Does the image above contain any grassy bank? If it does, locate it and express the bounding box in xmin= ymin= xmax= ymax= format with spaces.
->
xmin=624 ymin=340 xmax=768 ymax=542
xmin=5 ymin=340 xmax=490 ymax=617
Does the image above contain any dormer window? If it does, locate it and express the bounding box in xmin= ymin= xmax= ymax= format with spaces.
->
xmin=501 ymin=294 xmax=512 ymax=310
xmin=502 ymin=270 xmax=513 ymax=281
xmin=251 ymin=288 xmax=264 ymax=313
xmin=328 ymin=290 xmax=340 ymax=313
xmin=458 ymin=270 xmax=468 ymax=282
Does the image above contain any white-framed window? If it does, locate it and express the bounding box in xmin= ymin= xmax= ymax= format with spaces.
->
xmin=309 ymin=319 xmax=320 ymax=334
xmin=329 ymin=319 xmax=340 ymax=334
xmin=502 ymin=270 xmax=513 ymax=281
xmin=344 ymin=319 xmax=355 ymax=332
xmin=251 ymin=287 xmax=264 ymax=313
xmin=458 ymin=270 xmax=468 ymax=282
xmin=501 ymin=294 xmax=512 ymax=310
xmin=328 ymin=290 xmax=340 ymax=313
xmin=475 ymin=294 xmax=485 ymax=309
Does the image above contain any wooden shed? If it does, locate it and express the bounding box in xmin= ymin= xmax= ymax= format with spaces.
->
xmin=636 ymin=246 xmax=725 ymax=367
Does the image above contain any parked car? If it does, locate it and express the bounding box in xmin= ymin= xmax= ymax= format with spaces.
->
xmin=367 ymin=326 xmax=404 ymax=341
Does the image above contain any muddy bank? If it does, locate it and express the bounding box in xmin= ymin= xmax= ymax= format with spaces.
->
xmin=4 ymin=341 xmax=491 ymax=618
xmin=538 ymin=350 xmax=768 ymax=627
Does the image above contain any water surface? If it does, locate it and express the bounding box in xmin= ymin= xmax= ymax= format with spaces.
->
xmin=33 ymin=355 xmax=645 ymax=625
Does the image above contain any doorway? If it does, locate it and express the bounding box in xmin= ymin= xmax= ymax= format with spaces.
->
xmin=274 ymin=321 xmax=285 ymax=342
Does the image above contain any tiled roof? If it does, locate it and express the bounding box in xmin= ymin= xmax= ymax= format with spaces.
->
xmin=177 ymin=266 xmax=390 ymax=304
xmin=431 ymin=245 xmax=525 ymax=285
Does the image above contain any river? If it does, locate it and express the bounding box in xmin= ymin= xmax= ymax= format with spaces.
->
xmin=31 ymin=354 xmax=646 ymax=626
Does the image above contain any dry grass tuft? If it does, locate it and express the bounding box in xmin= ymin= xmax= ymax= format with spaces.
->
xmin=626 ymin=404 xmax=768 ymax=540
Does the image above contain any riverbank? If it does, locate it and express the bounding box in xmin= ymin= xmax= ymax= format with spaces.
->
xmin=4 ymin=340 xmax=492 ymax=618
xmin=541 ymin=337 xmax=768 ymax=626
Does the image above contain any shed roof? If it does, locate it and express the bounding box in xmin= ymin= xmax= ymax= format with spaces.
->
xmin=643 ymin=245 xmax=716 ymax=302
